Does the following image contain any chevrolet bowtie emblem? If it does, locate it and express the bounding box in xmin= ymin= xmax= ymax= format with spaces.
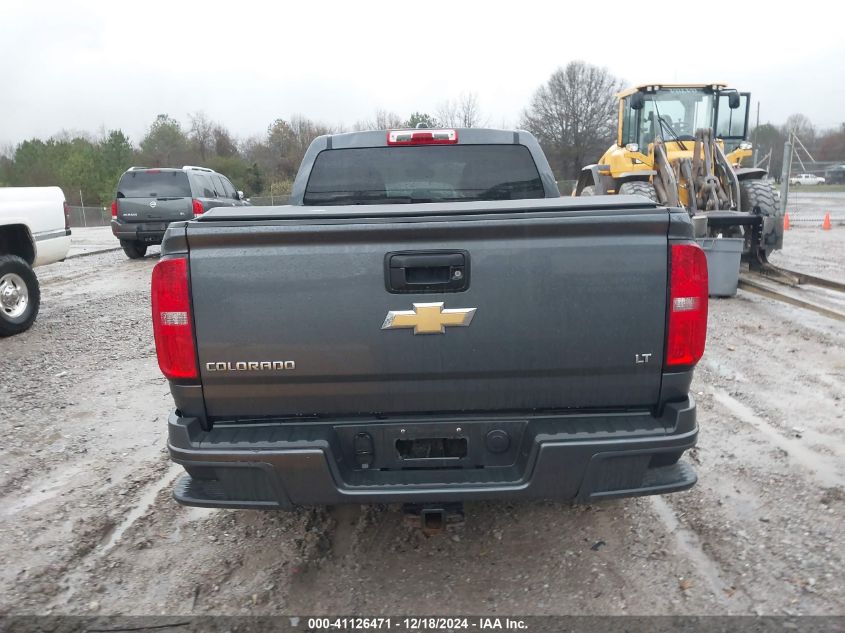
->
xmin=381 ymin=302 xmax=476 ymax=335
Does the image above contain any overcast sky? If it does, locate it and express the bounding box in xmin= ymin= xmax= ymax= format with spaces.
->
xmin=2 ymin=0 xmax=843 ymax=149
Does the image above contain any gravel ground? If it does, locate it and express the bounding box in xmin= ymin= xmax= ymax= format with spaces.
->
xmin=65 ymin=226 xmax=120 ymax=258
xmin=769 ymin=228 xmax=845 ymax=284
xmin=0 ymin=228 xmax=842 ymax=617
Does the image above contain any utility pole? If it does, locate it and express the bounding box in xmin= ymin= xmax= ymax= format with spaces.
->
xmin=752 ymin=101 xmax=760 ymax=166
xmin=779 ymin=137 xmax=793 ymax=216
xmin=79 ymin=189 xmax=86 ymax=227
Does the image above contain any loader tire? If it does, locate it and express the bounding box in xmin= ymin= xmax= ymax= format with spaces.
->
xmin=580 ymin=186 xmax=594 ymax=196
xmin=739 ymin=179 xmax=776 ymax=216
xmin=618 ymin=181 xmax=659 ymax=202
xmin=741 ymin=179 xmax=780 ymax=262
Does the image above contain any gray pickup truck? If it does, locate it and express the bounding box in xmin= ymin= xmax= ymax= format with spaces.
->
xmin=153 ymin=128 xmax=708 ymax=515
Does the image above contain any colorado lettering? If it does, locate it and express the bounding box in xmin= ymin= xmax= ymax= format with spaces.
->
xmin=206 ymin=361 xmax=295 ymax=371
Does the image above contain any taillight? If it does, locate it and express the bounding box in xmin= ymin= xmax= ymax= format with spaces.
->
xmin=111 ymin=200 xmax=118 ymax=218
xmin=63 ymin=201 xmax=71 ymax=230
xmin=192 ymin=199 xmax=204 ymax=216
xmin=387 ymin=129 xmax=458 ymax=145
xmin=151 ymin=257 xmax=198 ymax=380
xmin=666 ymin=243 xmax=708 ymax=368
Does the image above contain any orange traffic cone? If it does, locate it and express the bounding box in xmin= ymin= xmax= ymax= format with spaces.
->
xmin=822 ymin=213 xmax=831 ymax=230
xmin=784 ymin=213 xmax=790 ymax=230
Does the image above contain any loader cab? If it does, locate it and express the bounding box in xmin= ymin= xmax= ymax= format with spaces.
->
xmin=619 ymin=85 xmax=750 ymax=151
xmin=580 ymin=83 xmax=774 ymax=262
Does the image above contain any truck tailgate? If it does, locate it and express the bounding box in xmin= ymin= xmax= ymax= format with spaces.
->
xmin=186 ymin=201 xmax=669 ymax=419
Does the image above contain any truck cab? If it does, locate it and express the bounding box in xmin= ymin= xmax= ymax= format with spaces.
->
xmin=0 ymin=186 xmax=71 ymax=336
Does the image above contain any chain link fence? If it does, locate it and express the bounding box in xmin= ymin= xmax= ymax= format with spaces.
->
xmin=246 ymin=196 xmax=290 ymax=206
xmin=67 ymin=206 xmax=111 ymax=227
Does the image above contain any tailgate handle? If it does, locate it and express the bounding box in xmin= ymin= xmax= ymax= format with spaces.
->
xmin=385 ymin=251 xmax=469 ymax=293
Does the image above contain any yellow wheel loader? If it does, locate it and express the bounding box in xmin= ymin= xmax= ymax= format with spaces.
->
xmin=573 ymin=84 xmax=780 ymax=264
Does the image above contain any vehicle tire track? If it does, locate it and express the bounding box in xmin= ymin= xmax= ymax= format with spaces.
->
xmin=711 ymin=389 xmax=844 ymax=488
xmin=36 ymin=460 xmax=179 ymax=609
xmin=650 ymin=496 xmax=753 ymax=612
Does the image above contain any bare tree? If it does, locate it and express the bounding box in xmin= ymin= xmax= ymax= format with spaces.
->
xmin=52 ymin=129 xmax=95 ymax=143
xmin=437 ymin=93 xmax=485 ymax=128
xmin=240 ymin=134 xmax=266 ymax=162
xmin=784 ymin=113 xmax=815 ymax=143
xmin=436 ymin=100 xmax=457 ymax=128
xmin=521 ymin=61 xmax=622 ymax=179
xmin=816 ymin=123 xmax=845 ymax=162
xmin=458 ymin=92 xmax=483 ymax=128
xmin=354 ymin=109 xmax=403 ymax=131
xmin=289 ymin=114 xmax=332 ymax=154
xmin=188 ymin=111 xmax=215 ymax=161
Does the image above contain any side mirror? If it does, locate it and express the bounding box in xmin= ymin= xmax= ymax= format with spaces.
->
xmin=630 ymin=92 xmax=644 ymax=111
xmin=727 ymin=91 xmax=741 ymax=109
xmin=237 ymin=190 xmax=244 ymax=200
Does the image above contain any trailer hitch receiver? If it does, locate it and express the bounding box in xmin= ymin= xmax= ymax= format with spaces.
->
xmin=403 ymin=503 xmax=465 ymax=534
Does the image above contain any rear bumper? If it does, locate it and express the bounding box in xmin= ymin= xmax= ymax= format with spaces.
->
xmin=110 ymin=219 xmax=170 ymax=244
xmin=33 ymin=234 xmax=71 ymax=267
xmin=168 ymin=398 xmax=698 ymax=509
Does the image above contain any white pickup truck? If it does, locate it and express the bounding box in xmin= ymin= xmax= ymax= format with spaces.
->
xmin=789 ymin=173 xmax=826 ymax=186
xmin=0 ymin=186 xmax=71 ymax=336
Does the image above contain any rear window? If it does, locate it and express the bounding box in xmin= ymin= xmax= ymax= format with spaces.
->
xmin=303 ymin=145 xmax=545 ymax=205
xmin=117 ymin=171 xmax=192 ymax=198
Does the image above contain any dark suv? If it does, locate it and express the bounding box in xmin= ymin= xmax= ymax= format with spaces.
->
xmin=111 ymin=166 xmax=249 ymax=259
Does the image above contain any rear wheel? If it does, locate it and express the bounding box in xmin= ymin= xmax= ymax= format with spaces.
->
xmin=0 ymin=255 xmax=40 ymax=337
xmin=618 ymin=181 xmax=659 ymax=202
xmin=121 ymin=240 xmax=148 ymax=259
xmin=740 ymin=179 xmax=779 ymax=261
